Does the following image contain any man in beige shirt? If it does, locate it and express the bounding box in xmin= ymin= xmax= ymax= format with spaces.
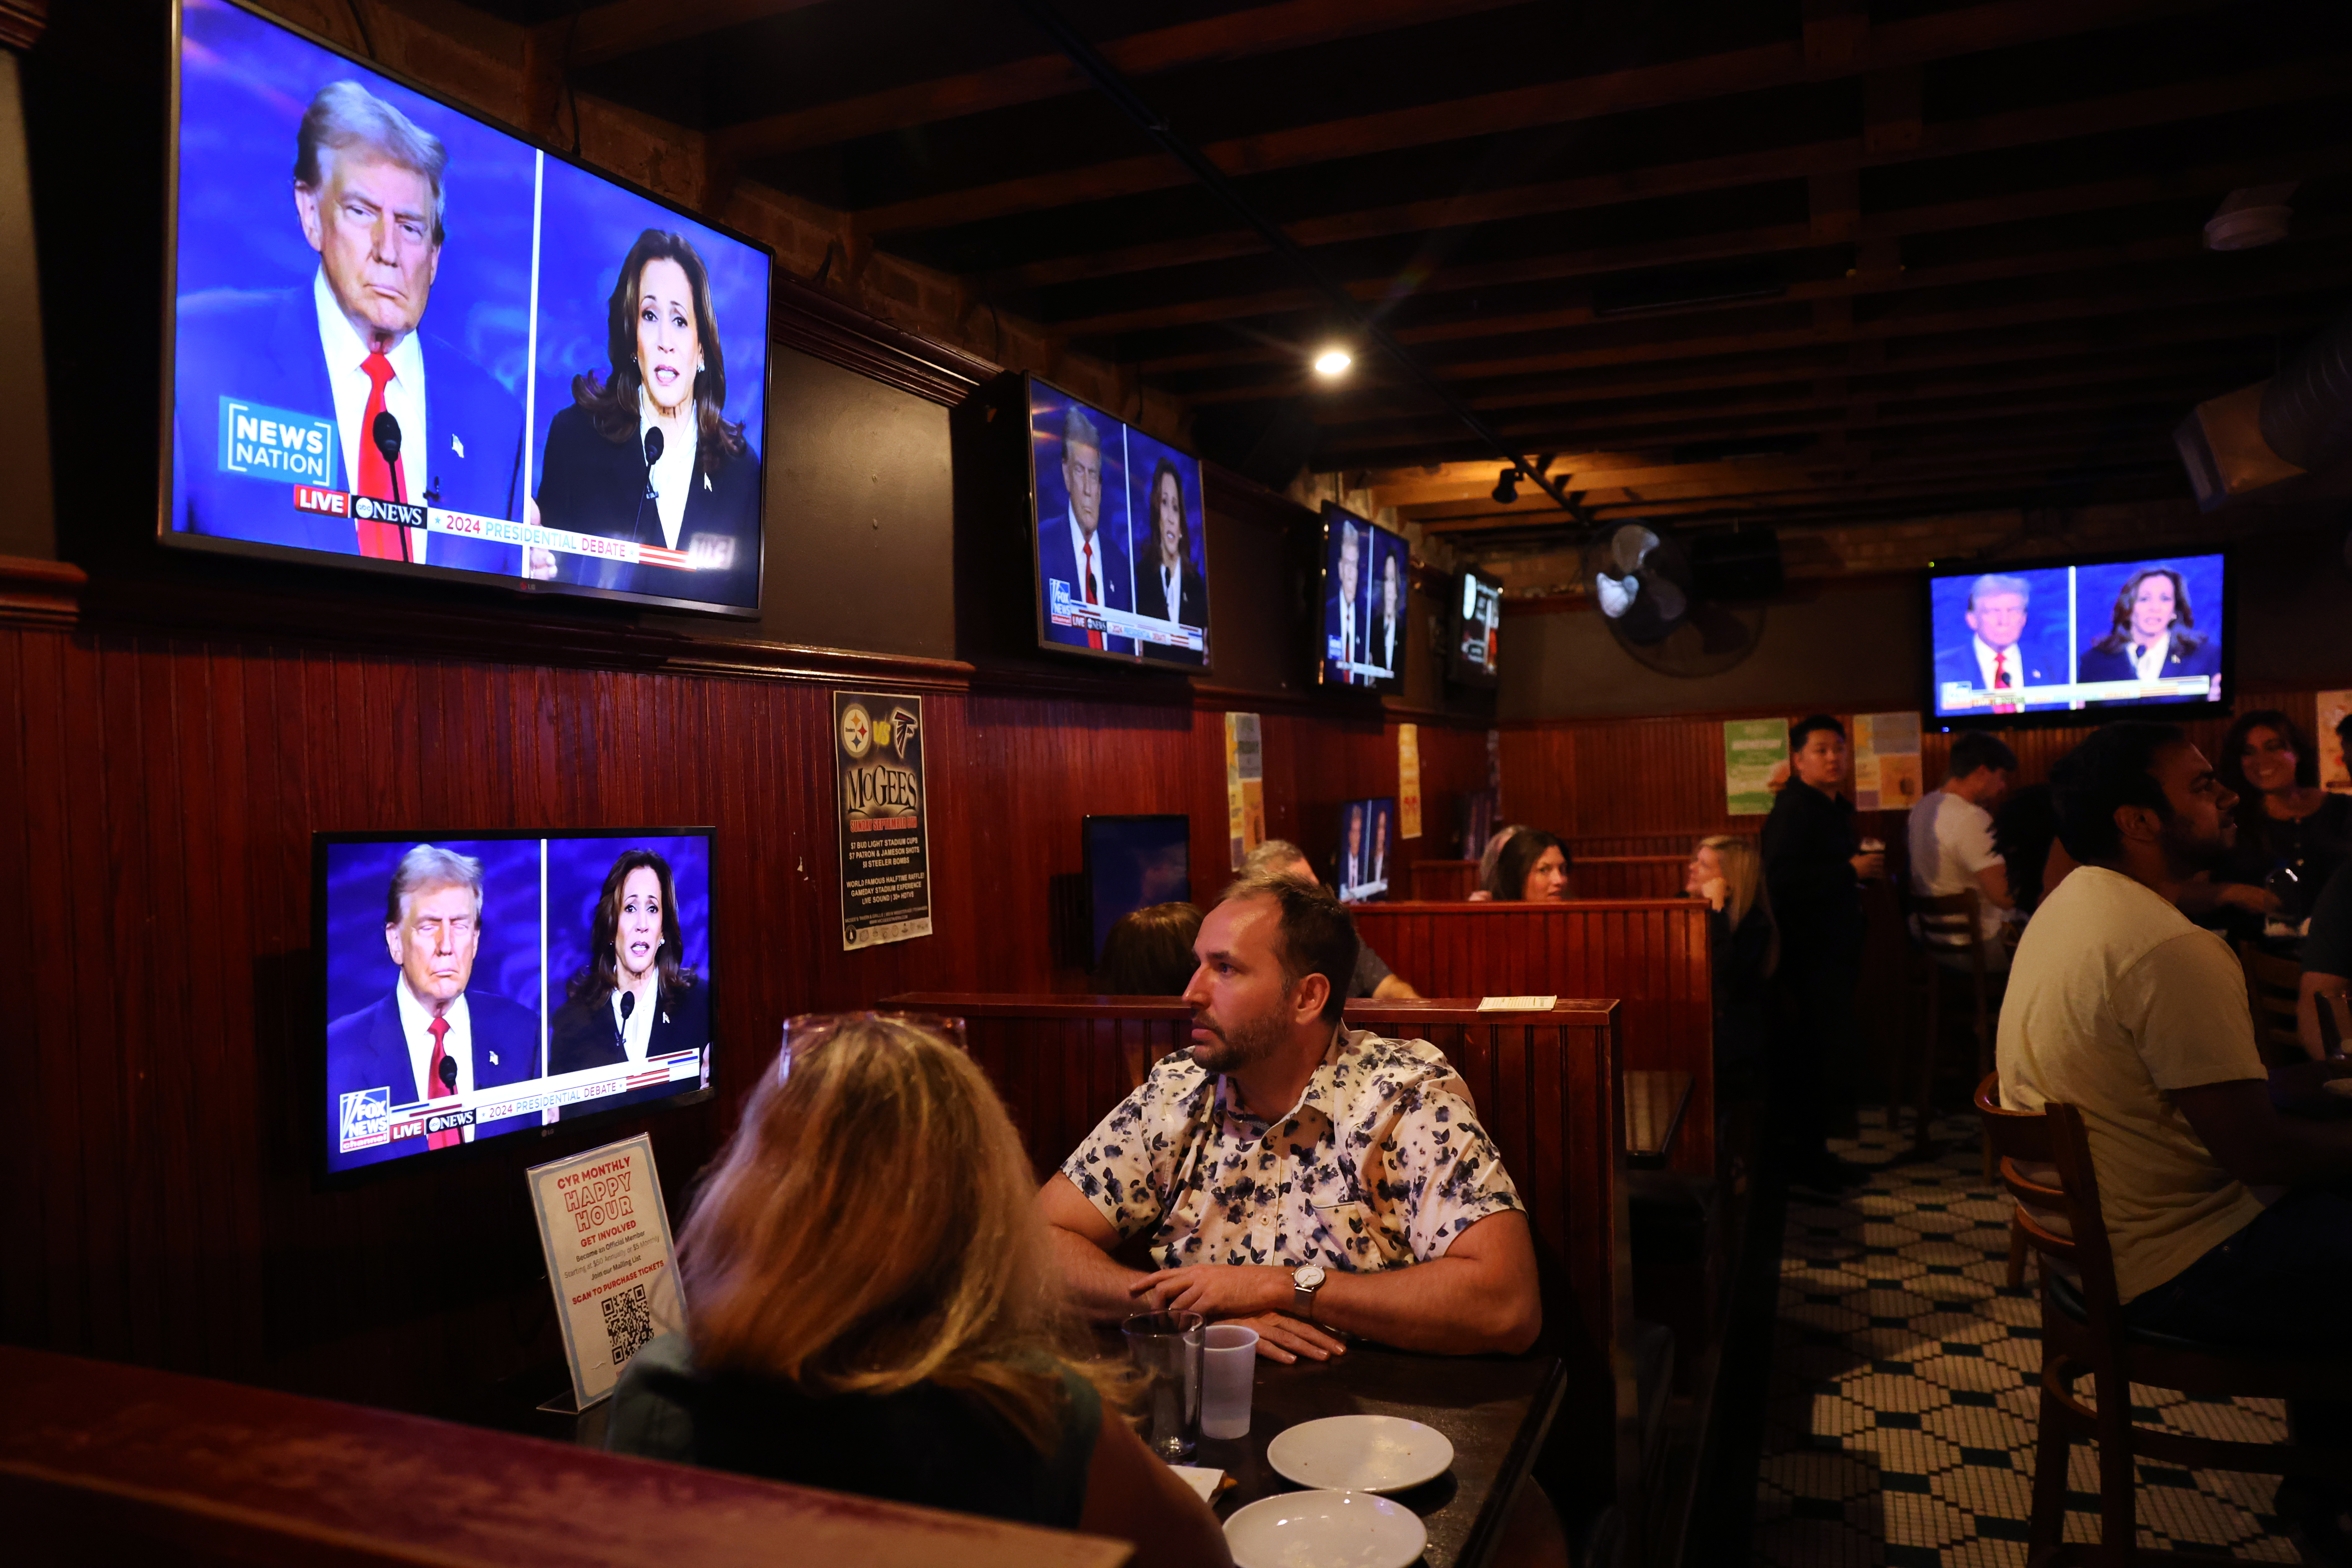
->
xmin=2000 ymin=721 xmax=2352 ymax=1557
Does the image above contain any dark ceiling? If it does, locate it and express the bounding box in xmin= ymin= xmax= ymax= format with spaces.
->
xmin=465 ymin=0 xmax=2350 ymax=546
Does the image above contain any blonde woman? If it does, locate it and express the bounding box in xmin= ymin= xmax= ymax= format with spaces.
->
xmin=1687 ymin=835 xmax=1778 ymax=1067
xmin=607 ymin=1014 xmax=1229 ymax=1568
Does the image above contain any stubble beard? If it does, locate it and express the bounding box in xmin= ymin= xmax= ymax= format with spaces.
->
xmin=1191 ymin=995 xmax=1290 ymax=1075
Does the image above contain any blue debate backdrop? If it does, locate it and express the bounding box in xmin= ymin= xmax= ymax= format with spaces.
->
xmin=544 ymin=835 xmax=714 ymax=1005
xmin=169 ymin=0 xmax=771 ymax=614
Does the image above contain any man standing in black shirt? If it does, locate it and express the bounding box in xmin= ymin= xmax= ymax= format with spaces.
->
xmin=1764 ymin=715 xmax=1885 ymax=1191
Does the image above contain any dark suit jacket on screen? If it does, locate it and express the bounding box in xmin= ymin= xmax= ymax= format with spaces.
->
xmin=324 ymin=987 xmax=542 ymax=1171
xmin=1931 ymin=640 xmax=2053 ymax=712
xmin=1136 ymin=559 xmax=1207 ymax=666
xmin=172 ymin=288 xmax=523 ymax=573
xmin=1324 ymin=589 xmax=1367 ymax=684
xmin=535 ymin=403 xmax=762 ymax=609
xmin=2079 ymin=634 xmax=2222 ymax=704
xmin=1036 ymin=513 xmax=1133 ymax=653
xmin=548 ymin=977 xmax=711 ymax=1116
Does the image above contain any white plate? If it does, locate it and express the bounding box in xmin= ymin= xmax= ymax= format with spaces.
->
xmin=1265 ymin=1414 xmax=1455 ymax=1494
xmin=1223 ymin=1489 xmax=1428 ymax=1568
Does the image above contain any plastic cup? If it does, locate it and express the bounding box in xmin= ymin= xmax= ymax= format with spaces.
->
xmin=1201 ymin=1324 xmax=1258 ymax=1439
xmin=1123 ymin=1310 xmax=1205 ymax=1459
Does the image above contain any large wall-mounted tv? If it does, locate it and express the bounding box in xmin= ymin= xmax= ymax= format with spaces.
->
xmin=316 ymin=829 xmax=715 ymax=1178
xmin=1924 ymin=550 xmax=2230 ymax=727
xmin=163 ymin=0 xmax=772 ymax=617
xmin=1319 ymin=504 xmax=1408 ymax=692
xmin=1450 ymin=566 xmax=1502 ymax=687
xmin=1027 ymin=377 xmax=1210 ymax=669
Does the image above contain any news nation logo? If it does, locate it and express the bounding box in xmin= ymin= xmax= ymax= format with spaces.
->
xmin=218 ymin=397 xmax=334 ymax=485
xmin=353 ymin=495 xmax=428 ymax=530
xmin=339 ymin=1086 xmax=391 ymax=1152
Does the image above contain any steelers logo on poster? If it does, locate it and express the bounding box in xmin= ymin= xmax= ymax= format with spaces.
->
xmin=839 ymin=702 xmax=873 ymax=760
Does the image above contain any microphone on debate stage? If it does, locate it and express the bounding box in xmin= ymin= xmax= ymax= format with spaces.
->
xmin=617 ymin=989 xmax=636 ymax=1050
xmin=438 ymin=1054 xmax=458 ymax=1093
xmin=371 ymin=411 xmax=414 ymax=562
xmin=632 ymin=427 xmax=664 ymax=544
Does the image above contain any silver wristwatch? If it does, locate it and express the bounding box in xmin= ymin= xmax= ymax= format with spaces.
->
xmin=1291 ymin=1263 xmax=1327 ymax=1322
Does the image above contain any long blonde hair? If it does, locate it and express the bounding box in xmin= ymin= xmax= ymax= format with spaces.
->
xmin=678 ymin=1014 xmax=1107 ymax=1450
xmin=1698 ymin=835 xmax=1778 ymax=978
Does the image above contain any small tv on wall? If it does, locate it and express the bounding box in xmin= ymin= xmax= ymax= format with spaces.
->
xmin=162 ymin=0 xmax=772 ymax=616
xmin=1922 ymin=549 xmax=2230 ymax=727
xmin=1082 ymin=815 xmax=1192 ymax=966
xmin=1319 ymin=504 xmax=1409 ymax=693
xmin=1026 ymin=377 xmax=1210 ymax=669
xmin=315 ymin=828 xmax=716 ymax=1178
xmin=1449 ymin=566 xmax=1502 ymax=687
xmin=1333 ymin=797 xmax=1397 ymax=902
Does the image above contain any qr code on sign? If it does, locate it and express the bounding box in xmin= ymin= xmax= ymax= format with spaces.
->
xmin=601 ymin=1283 xmax=653 ymax=1363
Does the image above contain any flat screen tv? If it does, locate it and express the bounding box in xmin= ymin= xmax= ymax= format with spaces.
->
xmin=1027 ymin=377 xmax=1210 ymax=669
xmin=163 ymin=0 xmax=772 ymax=616
xmin=1083 ymin=815 xmax=1192 ymax=966
xmin=1450 ymin=566 xmax=1503 ymax=686
xmin=316 ymin=829 xmax=715 ymax=1178
xmin=1923 ymin=550 xmax=2230 ymax=727
xmin=1319 ymin=504 xmax=1409 ymax=692
xmin=1334 ymin=796 xmax=1397 ymax=902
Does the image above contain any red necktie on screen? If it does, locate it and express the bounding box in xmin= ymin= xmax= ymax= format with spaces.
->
xmin=1082 ymin=536 xmax=1104 ymax=650
xmin=1993 ymin=650 xmax=2014 ymax=713
xmin=424 ymin=1015 xmax=460 ymax=1150
xmin=354 ymin=350 xmax=409 ymax=560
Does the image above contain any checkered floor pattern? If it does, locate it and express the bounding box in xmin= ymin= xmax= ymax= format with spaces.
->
xmin=1751 ymin=1109 xmax=2299 ymax=1566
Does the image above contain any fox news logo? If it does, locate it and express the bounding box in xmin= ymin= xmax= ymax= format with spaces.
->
xmin=219 ymin=398 xmax=334 ymax=484
xmin=338 ymin=1087 xmax=391 ymax=1151
xmin=353 ymin=496 xmax=428 ymax=529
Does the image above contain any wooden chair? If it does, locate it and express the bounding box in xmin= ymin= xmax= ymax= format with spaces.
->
xmin=1974 ymin=1072 xmax=2352 ymax=1564
xmin=2239 ymin=940 xmax=2317 ymax=1063
xmin=1904 ymin=889 xmax=2001 ymax=1156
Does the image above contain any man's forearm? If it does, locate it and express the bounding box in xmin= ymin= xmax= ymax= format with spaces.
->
xmin=1051 ymin=1225 xmax=1151 ymax=1322
xmin=1307 ymin=1257 xmax=1538 ymax=1355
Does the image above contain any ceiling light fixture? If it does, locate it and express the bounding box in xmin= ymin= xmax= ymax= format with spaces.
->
xmin=1492 ymin=468 xmax=1521 ymax=505
xmin=1313 ymin=348 xmax=1352 ymax=377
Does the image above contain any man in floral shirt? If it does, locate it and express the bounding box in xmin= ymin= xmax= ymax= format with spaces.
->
xmin=1039 ymin=869 xmax=1541 ymax=1364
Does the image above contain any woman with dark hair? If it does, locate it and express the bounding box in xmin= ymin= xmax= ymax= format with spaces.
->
xmin=549 ymin=848 xmax=710 ymax=1111
xmin=1094 ymin=902 xmax=1203 ymax=994
xmin=1136 ymin=459 xmax=1207 ymax=667
xmin=534 ymin=229 xmax=760 ymax=605
xmin=2079 ymin=566 xmax=2221 ymax=704
xmin=2213 ymin=709 xmax=2352 ymax=924
xmin=1484 ymin=828 xmax=1572 ymax=902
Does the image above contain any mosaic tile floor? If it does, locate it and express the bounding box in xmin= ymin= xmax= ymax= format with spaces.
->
xmin=1751 ymin=1109 xmax=2299 ymax=1566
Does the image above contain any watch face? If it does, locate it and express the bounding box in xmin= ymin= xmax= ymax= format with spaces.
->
xmin=1295 ymin=1264 xmax=1327 ymax=1289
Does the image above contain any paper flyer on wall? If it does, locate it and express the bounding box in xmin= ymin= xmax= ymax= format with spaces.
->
xmin=835 ymin=691 xmax=933 ymax=950
xmin=1225 ymin=712 xmax=1265 ymax=869
xmin=526 ymin=1134 xmax=682 ymax=1411
xmin=2321 ymin=691 xmax=2352 ymax=793
xmin=1853 ymin=711 xmax=1924 ymax=812
xmin=1398 ymin=723 xmax=1423 ymax=839
xmin=1724 ymin=719 xmax=1788 ymax=816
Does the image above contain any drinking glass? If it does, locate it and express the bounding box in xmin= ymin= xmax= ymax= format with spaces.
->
xmin=1200 ymin=1323 xmax=1258 ymax=1439
xmin=1123 ymin=1310 xmax=1205 ymax=1459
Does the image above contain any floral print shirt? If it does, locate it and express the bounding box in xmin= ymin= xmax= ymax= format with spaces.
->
xmin=1059 ymin=1029 xmax=1523 ymax=1273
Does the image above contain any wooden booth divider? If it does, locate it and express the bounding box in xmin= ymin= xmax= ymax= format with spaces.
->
xmin=1347 ymin=901 xmax=1716 ymax=1179
xmin=1410 ymin=859 xmax=1479 ymax=900
xmin=881 ymin=992 xmax=1642 ymax=1521
xmin=0 ymin=1345 xmax=1126 ymax=1568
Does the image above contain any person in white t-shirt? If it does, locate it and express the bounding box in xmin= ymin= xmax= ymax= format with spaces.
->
xmin=2000 ymin=722 xmax=2352 ymax=1559
xmin=1908 ymin=730 xmax=2020 ymax=969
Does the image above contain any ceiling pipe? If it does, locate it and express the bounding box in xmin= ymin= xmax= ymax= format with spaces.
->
xmin=2259 ymin=304 xmax=2352 ymax=472
xmin=1009 ymin=0 xmax=1590 ymax=524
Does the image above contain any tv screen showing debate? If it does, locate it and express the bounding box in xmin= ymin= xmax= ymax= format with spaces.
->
xmin=1027 ymin=377 xmax=1211 ymax=668
xmin=1334 ymin=797 xmax=1397 ymax=902
xmin=1450 ymin=567 xmax=1502 ymax=686
xmin=1925 ymin=551 xmax=2229 ymax=723
xmin=1319 ymin=505 xmax=1408 ymax=693
xmin=316 ymin=829 xmax=715 ymax=1177
xmin=164 ymin=0 xmax=771 ymax=616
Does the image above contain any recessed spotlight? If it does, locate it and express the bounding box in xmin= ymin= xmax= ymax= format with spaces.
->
xmin=1313 ymin=348 xmax=1352 ymax=376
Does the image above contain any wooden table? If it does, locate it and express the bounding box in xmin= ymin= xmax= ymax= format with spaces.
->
xmin=1191 ymin=1347 xmax=1564 ymax=1568
xmin=1624 ymin=1068 xmax=1693 ymax=1169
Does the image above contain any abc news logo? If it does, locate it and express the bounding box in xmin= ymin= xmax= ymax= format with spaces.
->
xmin=424 ymin=1107 xmax=478 ymax=1135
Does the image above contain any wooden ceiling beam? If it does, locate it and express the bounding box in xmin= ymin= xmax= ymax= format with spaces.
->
xmin=708 ymin=0 xmax=1526 ymax=163
xmin=543 ymin=0 xmax=837 ymax=72
xmin=856 ymin=0 xmax=2233 ymax=235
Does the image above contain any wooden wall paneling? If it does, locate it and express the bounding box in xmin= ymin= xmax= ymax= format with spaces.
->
xmin=1410 ymin=860 xmax=1479 ymax=900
